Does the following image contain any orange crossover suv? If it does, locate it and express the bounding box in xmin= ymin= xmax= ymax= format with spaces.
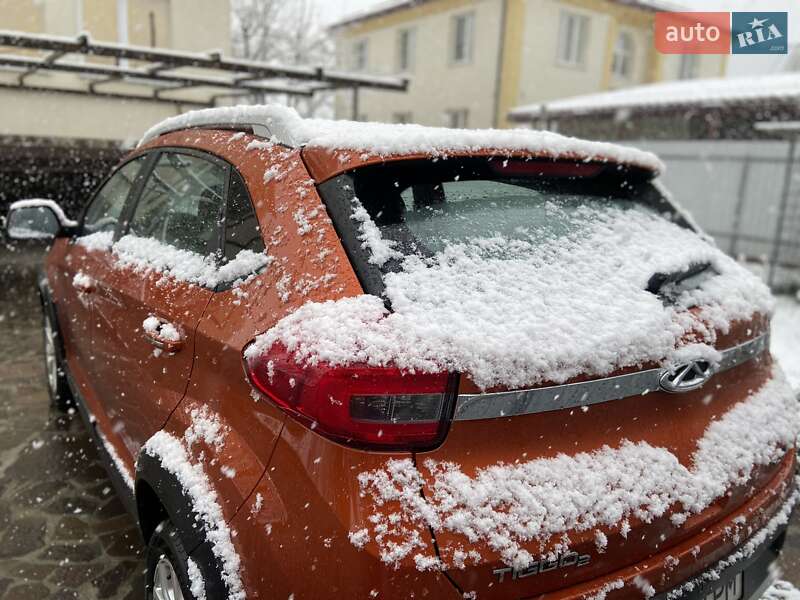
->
xmin=5 ymin=105 xmax=798 ymax=600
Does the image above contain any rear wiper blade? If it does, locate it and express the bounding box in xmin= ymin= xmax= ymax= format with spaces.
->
xmin=647 ymin=262 xmax=717 ymax=304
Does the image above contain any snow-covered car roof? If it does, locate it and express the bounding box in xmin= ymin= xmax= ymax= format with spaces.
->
xmin=139 ymin=104 xmax=664 ymax=174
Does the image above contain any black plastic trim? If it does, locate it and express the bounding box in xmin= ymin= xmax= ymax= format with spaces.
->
xmin=655 ymin=513 xmax=791 ymax=600
xmin=64 ymin=370 xmax=138 ymax=519
xmin=136 ymin=453 xmax=229 ymax=599
xmin=316 ymin=174 xmax=387 ymax=299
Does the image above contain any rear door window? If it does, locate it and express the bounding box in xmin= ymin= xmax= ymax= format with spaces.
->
xmin=129 ymin=152 xmax=227 ymax=256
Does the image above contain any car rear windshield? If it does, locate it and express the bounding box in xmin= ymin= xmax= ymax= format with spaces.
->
xmin=317 ymin=157 xmax=682 ymax=285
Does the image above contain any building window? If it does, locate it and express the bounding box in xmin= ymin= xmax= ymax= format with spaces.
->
xmin=445 ymin=109 xmax=469 ymax=128
xmin=451 ymin=12 xmax=474 ymax=64
xmin=352 ymin=39 xmax=368 ymax=71
xmin=397 ymin=28 xmax=416 ymax=72
xmin=678 ymin=54 xmax=699 ymax=80
xmin=557 ymin=11 xmax=589 ymax=67
xmin=611 ymin=31 xmax=634 ymax=79
xmin=393 ymin=112 xmax=413 ymax=124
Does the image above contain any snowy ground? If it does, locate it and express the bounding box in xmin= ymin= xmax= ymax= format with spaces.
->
xmin=772 ymin=295 xmax=800 ymax=390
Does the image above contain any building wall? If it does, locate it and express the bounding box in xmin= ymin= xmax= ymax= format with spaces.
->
xmin=334 ymin=0 xmax=504 ymax=128
xmin=0 ymin=0 xmax=231 ymax=142
xmin=333 ymin=0 xmax=727 ymax=128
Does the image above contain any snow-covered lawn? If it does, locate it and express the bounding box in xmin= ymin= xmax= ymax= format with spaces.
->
xmin=772 ymin=295 xmax=800 ymax=390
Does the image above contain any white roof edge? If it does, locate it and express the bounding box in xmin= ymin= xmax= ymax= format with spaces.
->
xmin=754 ymin=120 xmax=800 ymax=133
xmin=139 ymin=104 xmax=665 ymax=174
xmin=510 ymin=72 xmax=800 ymax=120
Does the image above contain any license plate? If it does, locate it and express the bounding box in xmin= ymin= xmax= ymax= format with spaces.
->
xmin=704 ymin=573 xmax=743 ymax=600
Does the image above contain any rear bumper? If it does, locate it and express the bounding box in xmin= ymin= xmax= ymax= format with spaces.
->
xmin=657 ymin=519 xmax=789 ymax=600
xmin=530 ymin=456 xmax=798 ymax=600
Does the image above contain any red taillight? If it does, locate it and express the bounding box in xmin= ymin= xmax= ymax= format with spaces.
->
xmin=244 ymin=343 xmax=456 ymax=449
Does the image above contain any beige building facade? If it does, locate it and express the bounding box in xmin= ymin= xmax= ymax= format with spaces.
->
xmin=0 ymin=0 xmax=231 ymax=143
xmin=332 ymin=0 xmax=727 ymax=128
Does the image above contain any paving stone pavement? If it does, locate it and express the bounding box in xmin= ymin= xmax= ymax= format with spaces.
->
xmin=0 ymin=247 xmax=145 ymax=599
xmin=0 ymin=245 xmax=797 ymax=598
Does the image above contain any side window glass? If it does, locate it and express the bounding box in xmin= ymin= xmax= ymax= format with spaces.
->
xmin=129 ymin=152 xmax=226 ymax=257
xmin=83 ymin=157 xmax=146 ymax=234
xmin=223 ymin=169 xmax=265 ymax=262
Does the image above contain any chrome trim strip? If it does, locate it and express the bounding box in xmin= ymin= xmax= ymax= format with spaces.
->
xmin=452 ymin=333 xmax=769 ymax=421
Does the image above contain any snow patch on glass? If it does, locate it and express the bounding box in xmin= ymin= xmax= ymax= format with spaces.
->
xmin=351 ymin=197 xmax=401 ymax=267
xmin=247 ymin=206 xmax=772 ymax=391
xmin=90 ymin=234 xmax=274 ymax=288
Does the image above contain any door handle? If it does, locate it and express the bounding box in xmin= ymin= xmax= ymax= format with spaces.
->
xmin=73 ymin=272 xmax=95 ymax=294
xmin=142 ymin=317 xmax=184 ymax=353
xmin=143 ymin=333 xmax=183 ymax=353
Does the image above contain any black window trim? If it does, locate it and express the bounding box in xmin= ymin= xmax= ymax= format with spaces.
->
xmin=74 ymin=150 xmax=156 ymax=241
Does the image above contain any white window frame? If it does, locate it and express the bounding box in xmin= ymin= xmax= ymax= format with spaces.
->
xmin=397 ymin=27 xmax=416 ymax=72
xmin=444 ymin=108 xmax=469 ymax=129
xmin=678 ymin=54 xmax=699 ymax=80
xmin=451 ymin=12 xmax=475 ymax=65
xmin=556 ymin=10 xmax=590 ymax=68
xmin=352 ymin=38 xmax=368 ymax=71
xmin=611 ymin=30 xmax=635 ymax=79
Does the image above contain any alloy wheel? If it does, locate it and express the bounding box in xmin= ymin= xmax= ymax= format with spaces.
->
xmin=152 ymin=554 xmax=185 ymax=600
xmin=43 ymin=314 xmax=58 ymax=395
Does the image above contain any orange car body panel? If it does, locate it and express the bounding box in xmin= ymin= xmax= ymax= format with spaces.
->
xmin=41 ymin=127 xmax=795 ymax=599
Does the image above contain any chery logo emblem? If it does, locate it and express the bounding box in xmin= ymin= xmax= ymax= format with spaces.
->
xmin=659 ymin=360 xmax=715 ymax=393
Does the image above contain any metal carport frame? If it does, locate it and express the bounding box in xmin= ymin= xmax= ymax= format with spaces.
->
xmin=0 ymin=30 xmax=407 ymax=111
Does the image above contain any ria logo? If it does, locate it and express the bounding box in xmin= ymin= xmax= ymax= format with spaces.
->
xmin=654 ymin=11 xmax=788 ymax=55
xmin=731 ymin=12 xmax=787 ymax=54
xmin=492 ymin=552 xmax=591 ymax=583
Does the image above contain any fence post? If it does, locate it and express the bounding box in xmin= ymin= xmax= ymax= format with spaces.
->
xmin=729 ymin=155 xmax=751 ymax=257
xmin=768 ymin=136 xmax=797 ymax=288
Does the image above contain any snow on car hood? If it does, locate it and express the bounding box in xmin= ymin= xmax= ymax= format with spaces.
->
xmin=247 ymin=205 xmax=772 ymax=390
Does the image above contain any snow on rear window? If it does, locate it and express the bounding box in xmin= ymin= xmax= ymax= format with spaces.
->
xmin=351 ymin=197 xmax=401 ymax=267
xmin=349 ymin=367 xmax=798 ymax=570
xmin=246 ymin=203 xmax=772 ymax=391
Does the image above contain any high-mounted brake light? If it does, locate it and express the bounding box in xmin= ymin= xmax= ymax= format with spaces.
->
xmin=244 ymin=343 xmax=457 ymax=449
xmin=489 ymin=160 xmax=604 ymax=178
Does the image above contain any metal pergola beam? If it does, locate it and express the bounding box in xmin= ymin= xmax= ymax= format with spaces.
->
xmin=0 ymin=53 xmax=314 ymax=97
xmin=0 ymin=30 xmax=408 ymax=91
xmin=0 ymin=80 xmax=211 ymax=107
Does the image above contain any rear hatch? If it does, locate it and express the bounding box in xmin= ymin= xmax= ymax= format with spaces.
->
xmin=310 ymin=153 xmax=787 ymax=597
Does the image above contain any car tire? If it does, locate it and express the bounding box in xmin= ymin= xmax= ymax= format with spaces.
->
xmin=146 ymin=520 xmax=198 ymax=600
xmin=41 ymin=301 xmax=72 ymax=410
